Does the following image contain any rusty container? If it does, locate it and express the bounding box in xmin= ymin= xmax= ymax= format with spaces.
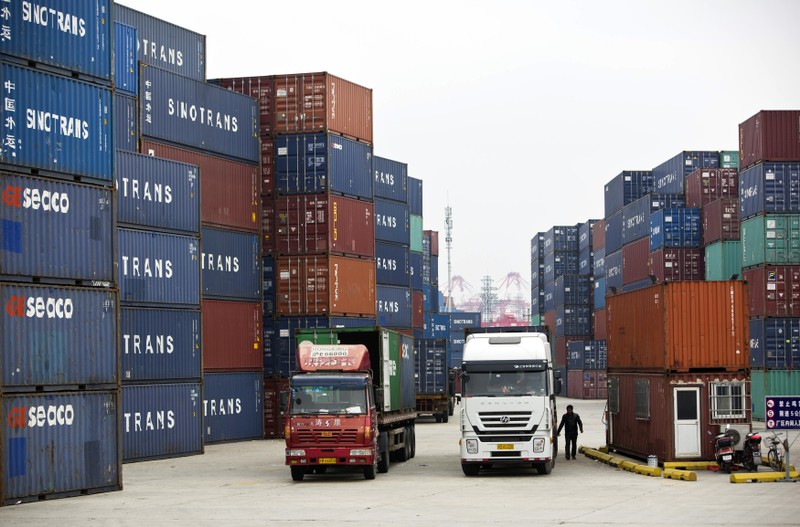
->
xmin=685 ymin=168 xmax=739 ymax=208
xmin=593 ymin=308 xmax=607 ymax=340
xmin=606 ymin=281 xmax=749 ymax=372
xmin=202 ymin=299 xmax=263 ymax=371
xmin=739 ymin=110 xmax=800 ymax=170
xmin=622 ymin=237 xmax=650 ymax=285
xmin=742 ymin=265 xmax=800 ymax=317
xmin=261 ymin=197 xmax=275 ymax=255
xmin=412 ymin=290 xmax=424 ymax=329
xmin=592 ymin=219 xmax=606 ymax=250
xmin=212 ymin=76 xmax=276 ymax=137
xmin=648 ymin=248 xmax=705 ymax=283
xmin=263 ymin=376 xmax=290 ymax=439
xmin=702 ymin=197 xmax=740 ymax=245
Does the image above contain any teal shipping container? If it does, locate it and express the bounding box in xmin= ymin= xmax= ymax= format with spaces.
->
xmin=704 ymin=241 xmax=742 ymax=281
xmin=750 ymin=369 xmax=800 ymax=421
xmin=719 ymin=150 xmax=740 ymax=169
xmin=741 ymin=214 xmax=800 ymax=267
xmin=410 ymin=215 xmax=423 ymax=253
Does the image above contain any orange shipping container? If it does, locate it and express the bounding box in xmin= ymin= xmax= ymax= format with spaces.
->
xmin=606 ymin=281 xmax=749 ymax=372
xmin=276 ymin=255 xmax=376 ymax=317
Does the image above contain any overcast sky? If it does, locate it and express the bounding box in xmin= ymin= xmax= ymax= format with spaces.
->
xmin=122 ymin=0 xmax=800 ymax=304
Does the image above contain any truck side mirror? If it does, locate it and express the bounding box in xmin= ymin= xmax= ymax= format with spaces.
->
xmin=374 ymin=387 xmax=384 ymax=408
xmin=461 ymin=373 xmax=470 ymax=383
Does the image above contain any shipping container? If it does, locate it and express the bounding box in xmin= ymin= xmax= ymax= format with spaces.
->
xmin=412 ymin=290 xmax=424 ymax=329
xmin=742 ymin=265 xmax=800 ymax=317
xmin=750 ymin=369 xmax=800 ymax=420
xmin=649 ymin=248 xmax=704 ymax=283
xmin=607 ymin=371 xmax=750 ymax=462
xmin=373 ymin=156 xmax=408 ymax=202
xmin=263 ymin=256 xmax=275 ymax=316
xmin=554 ymin=274 xmax=592 ymax=307
xmin=1 ymin=391 xmax=120 ymax=504
xmin=749 ymin=318 xmax=800 ymax=370
xmin=605 ymin=250 xmax=623 ymax=294
xmin=622 ymin=278 xmax=652 ymax=293
xmin=650 ymin=208 xmax=702 ymax=251
xmin=431 ymin=255 xmax=440 ymax=288
xmin=593 ymin=247 xmax=606 ymax=277
xmin=604 ymin=171 xmax=654 ymax=217
xmin=409 ymin=252 xmax=422 ymax=291
xmin=606 ymin=281 xmax=749 ymax=372
xmin=121 ymin=382 xmax=202 ymax=462
xmin=202 ymin=299 xmax=262 ymax=371
xmin=543 ymin=250 xmax=580 ymax=283
xmin=276 ymin=255 xmax=376 ymax=317
xmin=375 ymin=198 xmax=410 ymax=245
xmin=114 ymin=4 xmax=206 ymax=81
xmin=739 ymin=110 xmax=800 ymax=169
xmin=739 ymin=162 xmax=800 ymax=219
xmin=543 ymin=281 xmax=555 ymax=312
xmin=592 ymin=219 xmax=605 ymax=251
xmin=449 ymin=329 xmax=466 ymax=355
xmin=415 ymin=339 xmax=448 ymax=395
xmin=407 ymin=177 xmax=423 ymax=216
xmin=140 ymin=139 xmax=260 ymax=232
xmin=685 ymin=168 xmax=738 ymax=208
xmin=578 ymin=220 xmax=597 ymax=251
xmin=720 ymin=150 xmax=740 ymax=169
xmin=741 ymin=214 xmax=800 ymax=267
xmin=605 ymin=210 xmax=623 ymax=254
xmin=702 ymin=197 xmax=740 ymax=245
xmin=543 ymin=310 xmax=556 ymax=342
xmin=114 ymin=93 xmax=138 ymax=153
xmin=567 ymin=370 xmax=607 ymax=400
xmin=594 ymin=278 xmax=606 ymax=310
xmin=376 ymin=285 xmax=412 ymax=328
xmin=261 ymin=198 xmax=275 ymax=255
xmin=622 ymin=237 xmax=650 ymax=285
xmin=120 ymin=307 xmax=201 ymax=382
xmin=274 ymin=133 xmax=372 ymax=199
xmin=376 ymin=241 xmax=410 ymax=286
xmin=261 ymin=138 xmax=274 ymax=195
xmin=425 ymin=313 xmax=451 ymax=340
xmin=1 ymin=283 xmax=117 ymax=390
xmin=543 ymin=225 xmax=578 ymax=255
xmin=531 ymin=232 xmax=545 ymax=262
xmin=578 ymin=246 xmax=593 ymax=276
xmin=553 ymin=336 xmax=581 ymax=368
xmin=201 ymin=227 xmax=260 ymax=300
xmin=531 ymin=285 xmax=544 ymax=315
xmin=211 ymin=76 xmax=275 ymax=136
xmin=203 ymin=372 xmax=263 ymax=443
xmin=555 ymin=304 xmax=591 ymax=338
xmin=116 ymin=151 xmax=200 ymax=234
xmin=425 ymin=231 xmax=440 ymax=257
xmin=263 ymin=377 xmax=289 ymax=439
xmin=114 ymin=22 xmax=137 ymax=96
xmin=704 ymin=241 xmax=743 ymax=281
xmin=1 ymin=173 xmax=113 ymax=282
xmin=410 ymin=215 xmax=423 ymax=253
xmin=449 ymin=312 xmax=482 ymax=331
xmin=568 ymin=340 xmax=603 ymax=370
xmin=139 ymin=65 xmax=258 ymax=163
xmin=0 ymin=0 xmax=111 ymax=81
xmin=652 ymin=151 xmax=720 ymax=194
xmin=422 ymin=284 xmax=432 ymax=313
xmin=0 ymin=63 xmax=112 ymax=181
xmin=594 ymin=308 xmax=607 ymax=340
xmin=623 ymin=194 xmax=686 ymax=245
xmin=117 ymin=228 xmax=200 ymax=306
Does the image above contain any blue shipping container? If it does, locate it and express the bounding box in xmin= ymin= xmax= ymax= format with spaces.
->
xmin=749 ymin=318 xmax=800 ymax=370
xmin=604 ymin=210 xmax=623 ymax=254
xmin=122 ymin=383 xmax=202 ymax=463
xmin=554 ymin=275 xmax=592 ymax=308
xmin=116 ymin=150 xmax=200 ymax=234
xmin=274 ymin=133 xmax=372 ymax=199
xmin=120 ymin=307 xmax=201 ymax=382
xmin=652 ymin=151 xmax=720 ymax=194
xmin=0 ymin=283 xmax=117 ymax=389
xmin=415 ymin=338 xmax=448 ymax=395
xmin=376 ymin=285 xmax=412 ymax=328
xmin=0 ymin=173 xmax=113 ymax=281
xmin=263 ymin=256 xmax=275 ymax=316
xmin=449 ymin=312 xmax=481 ymax=331
xmin=203 ymin=372 xmax=263 ymax=443
xmin=579 ymin=246 xmax=593 ymax=276
xmin=431 ymin=255 xmax=439 ymax=287
xmin=604 ymin=171 xmax=654 ymax=217
xmin=376 ymin=241 xmax=410 ymax=286
xmin=400 ymin=333 xmax=415 ymax=410
xmin=0 ymin=0 xmax=111 ymax=80
xmin=425 ymin=312 xmax=451 ymax=339
xmin=410 ymin=251 xmax=423 ymax=290
xmin=623 ymin=278 xmax=654 ymax=293
xmin=2 ymin=391 xmax=120 ymax=503
xmin=114 ymin=93 xmax=138 ymax=153
xmin=593 ymin=246 xmax=606 ymax=277
xmin=374 ymin=198 xmax=410 ymax=245
xmin=579 ymin=220 xmax=597 ymax=251
xmin=622 ymin=195 xmax=653 ymax=244
xmin=543 ymin=250 xmax=580 ymax=283
xmin=739 ymin=162 xmax=800 ymax=219
xmin=605 ymin=250 xmax=623 ymax=294
xmin=407 ymin=177 xmax=423 ymax=215
xmin=450 ymin=349 xmax=463 ymax=370
xmin=650 ymin=208 xmax=701 ymax=250
xmin=567 ymin=340 xmax=607 ymax=370
xmin=139 ymin=65 xmax=258 ymax=163
xmin=449 ymin=329 xmax=466 ymax=352
xmin=0 ymin=62 xmax=113 ymax=181
xmin=422 ymin=283 xmax=431 ymax=312
xmin=118 ymin=228 xmax=200 ymax=306
xmin=373 ymin=156 xmax=408 ymax=202
xmin=201 ymin=227 xmax=260 ymax=300
xmin=263 ymin=319 xmax=277 ymax=376
xmin=555 ymin=304 xmax=591 ymax=337
xmin=114 ymin=22 xmax=137 ymax=96
xmin=531 ymin=286 xmax=544 ymax=315
xmin=544 ymin=225 xmax=579 ymax=255
xmin=594 ymin=278 xmax=606 ymax=310
xmin=543 ymin=281 xmax=555 ymax=312
xmin=114 ymin=4 xmax=206 ymax=81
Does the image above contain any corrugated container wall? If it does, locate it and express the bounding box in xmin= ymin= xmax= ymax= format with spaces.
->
xmin=622 ymin=237 xmax=650 ymax=285
xmin=115 ymin=151 xmax=200 ymax=234
xmin=410 ymin=215 xmax=423 ymax=253
xmin=140 ymin=140 xmax=260 ymax=232
xmin=739 ymin=110 xmax=800 ymax=169
xmin=605 ymin=250 xmax=623 ymax=294
xmin=376 ymin=241 xmax=411 ymax=286
xmin=579 ymin=220 xmax=597 ymax=251
xmin=373 ymin=156 xmax=408 ymax=202
xmin=594 ymin=308 xmax=607 ymax=340
xmin=649 ymin=248 xmax=704 ymax=283
xmin=554 ymin=275 xmax=592 ymax=307
xmin=212 ymin=76 xmax=274 ymax=136
xmin=750 ymin=370 xmax=800 ymax=420
xmin=114 ymin=22 xmax=138 ymax=96
xmin=0 ymin=0 xmax=111 ymax=80
xmin=742 ymin=265 xmax=800 ymax=317
xmin=0 ymin=63 xmax=113 ymax=181
xmin=741 ymin=214 xmax=800 ymax=268
xmin=407 ymin=177 xmax=423 ymax=216
xmin=593 ymin=247 xmax=606 ymax=277
xmin=114 ymin=4 xmax=206 ymax=81
xmin=425 ymin=313 xmax=451 ymax=340
xmin=203 ymin=372 xmax=264 ymax=443
xmin=749 ymin=318 xmax=800 ymax=370
xmin=650 ymin=208 xmax=701 ymax=250
xmin=410 ymin=252 xmax=423 ymax=291
xmin=738 ymin=162 xmax=800 ymax=219
xmin=114 ymin=93 xmax=138 ymax=153
xmin=720 ymin=151 xmax=740 ymax=169
xmin=122 ymin=383 xmax=202 ymax=462
xmin=139 ymin=65 xmax=258 ymax=163
xmin=412 ymin=291 xmax=424 ymax=329
xmin=201 ymin=227 xmax=261 ymax=300
xmin=375 ymin=198 xmax=410 ymax=245
xmin=376 ymin=285 xmax=412 ymax=327
xmin=1 ymin=283 xmax=117 ymax=389
xmin=415 ymin=339 xmax=448 ymax=395
xmin=606 ymin=281 xmax=749 ymax=372
xmin=702 ymin=198 xmax=740 ymax=245
xmin=592 ymin=219 xmax=606 ymax=250
xmin=544 ymin=226 xmax=578 ymax=255
xmin=1 ymin=174 xmax=113 ymax=282
xmin=704 ymin=241 xmax=742 ymax=281
xmin=685 ymin=168 xmax=739 ymax=208
xmin=652 ymin=151 xmax=720 ymax=195
xmin=604 ymin=171 xmax=654 ymax=217
xmin=202 ymin=299 xmax=262 ymax=371
xmin=605 ymin=210 xmax=623 ymax=254
xmin=2 ymin=391 xmax=120 ymax=504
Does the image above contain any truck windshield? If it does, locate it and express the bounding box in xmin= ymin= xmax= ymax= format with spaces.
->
xmin=463 ymin=371 xmax=547 ymax=397
xmin=290 ymin=386 xmax=368 ymax=415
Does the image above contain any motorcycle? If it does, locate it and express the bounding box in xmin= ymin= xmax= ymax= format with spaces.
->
xmin=713 ymin=430 xmax=736 ymax=473
xmin=740 ymin=431 xmax=762 ymax=471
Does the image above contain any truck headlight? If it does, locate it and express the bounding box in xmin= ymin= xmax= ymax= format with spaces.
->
xmin=466 ymin=439 xmax=478 ymax=454
xmin=533 ymin=438 xmax=545 ymax=453
xmin=286 ymin=449 xmax=306 ymax=457
xmin=350 ymin=449 xmax=371 ymax=456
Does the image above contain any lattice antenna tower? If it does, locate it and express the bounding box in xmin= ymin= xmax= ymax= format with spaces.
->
xmin=445 ymin=205 xmax=453 ymax=312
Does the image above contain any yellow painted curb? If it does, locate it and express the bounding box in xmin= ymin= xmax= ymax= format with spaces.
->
xmin=730 ymin=471 xmax=800 ymax=484
xmin=662 ymin=468 xmax=697 ymax=481
xmin=663 ymin=461 xmax=716 ymax=471
xmin=634 ymin=465 xmax=662 ymax=477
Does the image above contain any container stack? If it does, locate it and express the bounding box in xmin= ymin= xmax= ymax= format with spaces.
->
xmin=530 ymin=233 xmax=545 ymax=326
xmin=738 ymin=111 xmax=800 ymax=418
xmin=1 ymin=1 xmax=121 ymax=503
xmin=409 ymin=177 xmax=425 ymax=337
xmin=541 ymin=226 xmax=581 ymax=369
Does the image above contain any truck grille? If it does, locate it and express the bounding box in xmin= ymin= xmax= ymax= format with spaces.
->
xmin=477 ymin=411 xmax=532 ymax=429
xmin=296 ymin=428 xmax=359 ymax=443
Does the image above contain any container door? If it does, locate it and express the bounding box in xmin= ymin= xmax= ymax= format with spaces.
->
xmin=673 ymin=387 xmax=701 ymax=457
xmin=382 ymin=330 xmax=392 ymax=412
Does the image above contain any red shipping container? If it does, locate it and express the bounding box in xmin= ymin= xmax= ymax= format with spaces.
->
xmin=739 ymin=110 xmax=800 ymax=169
xmin=202 ymin=299 xmax=263 ymax=371
xmin=274 ymin=194 xmax=374 ymax=257
xmin=141 ymin=140 xmax=260 ymax=232
xmin=424 ymin=230 xmax=439 ymax=257
xmin=263 ymin=377 xmax=290 ymax=439
xmin=742 ymin=265 xmax=800 ymax=317
xmin=412 ymin=290 xmax=424 ymax=329
xmin=261 ymin=138 xmax=274 ymax=195
xmin=606 ymin=281 xmax=749 ymax=372
xmin=684 ymin=168 xmax=739 ymax=208
xmin=702 ymin=197 xmax=740 ymax=245
xmin=648 ymin=248 xmax=704 ymax=283
xmin=261 ymin=198 xmax=275 ymax=255
xmin=567 ymin=369 xmax=585 ymax=399
xmin=607 ymin=371 xmax=749 ymax=462
xmin=622 ymin=237 xmax=649 ymax=285
xmin=593 ymin=308 xmax=607 ymax=340
xmin=276 ymin=255 xmax=376 ymax=317
xmin=592 ymin=219 xmax=606 ymax=250
xmin=213 ymin=76 xmax=276 ymax=137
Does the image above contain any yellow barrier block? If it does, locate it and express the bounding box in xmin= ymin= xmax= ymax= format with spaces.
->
xmin=599 ymin=446 xmax=610 ymax=454
xmin=662 ymin=468 xmax=697 ymax=481
xmin=634 ymin=465 xmax=662 ymax=477
xmin=730 ymin=471 xmax=800 ymax=484
xmin=619 ymin=460 xmax=638 ymax=472
xmin=663 ymin=461 xmax=717 ymax=471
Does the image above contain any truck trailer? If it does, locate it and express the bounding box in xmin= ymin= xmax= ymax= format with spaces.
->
xmin=415 ymin=338 xmax=453 ymax=423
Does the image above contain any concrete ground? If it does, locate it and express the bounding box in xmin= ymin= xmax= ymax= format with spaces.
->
xmin=1 ymin=397 xmax=798 ymax=526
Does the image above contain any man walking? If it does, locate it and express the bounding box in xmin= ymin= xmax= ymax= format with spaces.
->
xmin=557 ymin=404 xmax=584 ymax=460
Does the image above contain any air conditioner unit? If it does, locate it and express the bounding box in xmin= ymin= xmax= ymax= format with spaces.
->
xmin=720 ymin=424 xmax=751 ymax=451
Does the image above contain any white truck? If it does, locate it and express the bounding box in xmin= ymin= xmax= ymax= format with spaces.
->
xmin=459 ymin=327 xmax=562 ymax=476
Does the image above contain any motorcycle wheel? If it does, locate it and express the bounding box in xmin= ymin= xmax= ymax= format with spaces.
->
xmin=722 ymin=461 xmax=731 ymax=474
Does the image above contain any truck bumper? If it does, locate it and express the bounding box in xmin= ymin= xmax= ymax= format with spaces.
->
xmin=285 ymin=446 xmax=375 ymax=467
xmin=460 ymin=436 xmax=553 ymax=464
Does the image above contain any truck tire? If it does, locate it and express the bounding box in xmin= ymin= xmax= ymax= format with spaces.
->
xmin=377 ymin=433 xmax=390 ymax=473
xmin=462 ymin=463 xmax=480 ymax=476
xmin=435 ymin=415 xmax=442 ymax=423
xmin=442 ymin=411 xmax=449 ymax=423
xmin=409 ymin=425 xmax=416 ymax=459
xmin=536 ymin=460 xmax=554 ymax=475
xmin=448 ymin=401 xmax=454 ymax=416
xmin=290 ymin=466 xmax=305 ymax=481
xmin=396 ymin=426 xmax=411 ymax=462
xmin=364 ymin=459 xmax=377 ymax=480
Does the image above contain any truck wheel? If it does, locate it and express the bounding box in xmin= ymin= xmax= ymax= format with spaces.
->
xmin=435 ymin=415 xmax=442 ymax=423
xmin=536 ymin=460 xmax=554 ymax=475
xmin=377 ymin=433 xmax=390 ymax=473
xmin=448 ymin=402 xmax=454 ymax=416
xmin=364 ymin=460 xmax=376 ymax=480
xmin=396 ymin=426 xmax=410 ymax=462
xmin=409 ymin=425 xmax=416 ymax=459
xmin=290 ymin=466 xmax=305 ymax=481
xmin=462 ymin=463 xmax=480 ymax=476
xmin=442 ymin=411 xmax=449 ymax=423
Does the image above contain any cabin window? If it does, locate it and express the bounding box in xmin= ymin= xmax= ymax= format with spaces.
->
xmin=635 ymin=379 xmax=650 ymax=419
xmin=710 ymin=381 xmax=746 ymax=420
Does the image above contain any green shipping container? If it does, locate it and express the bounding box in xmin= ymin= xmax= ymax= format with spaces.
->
xmin=410 ymin=214 xmax=423 ymax=253
xmin=720 ymin=150 xmax=740 ymax=169
xmin=741 ymin=214 xmax=800 ymax=267
xmin=751 ymin=369 xmax=800 ymax=421
xmin=530 ymin=314 xmax=542 ymax=325
xmin=705 ymin=241 xmax=742 ymax=280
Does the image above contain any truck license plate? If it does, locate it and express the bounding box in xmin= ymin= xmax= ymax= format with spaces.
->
xmin=319 ymin=458 xmax=336 ymax=464
xmin=321 ymin=431 xmax=333 ymax=437
xmin=497 ymin=444 xmax=514 ymax=450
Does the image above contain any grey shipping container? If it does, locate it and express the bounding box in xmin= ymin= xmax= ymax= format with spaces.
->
xmin=201 ymin=227 xmax=260 ymax=300
xmin=0 ymin=173 xmax=113 ymax=282
xmin=203 ymin=372 xmax=263 ymax=443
